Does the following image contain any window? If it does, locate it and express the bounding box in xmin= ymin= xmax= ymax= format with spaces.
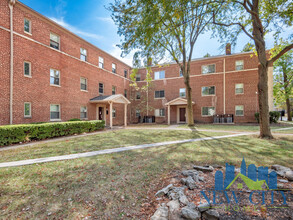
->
xmin=236 ymin=60 xmax=244 ymax=70
xmin=155 ymin=90 xmax=165 ymax=98
xmin=112 ymin=86 xmax=116 ymax=95
xmin=202 ymin=64 xmax=215 ymax=74
xmin=50 ymin=33 xmax=60 ymax=50
xmin=80 ymin=77 xmax=87 ymax=91
xmin=235 ymin=105 xmax=244 ymax=116
xmin=99 ymin=83 xmax=104 ymax=95
xmin=202 ymin=107 xmax=215 ymax=116
xmin=124 ymin=89 xmax=127 ymax=98
xmin=80 ymin=48 xmax=87 ymax=61
xmin=123 ymin=70 xmax=128 ymax=78
xmin=202 ymin=86 xmax=215 ymax=96
xmin=136 ymin=74 xmax=141 ymax=81
xmin=180 ymin=69 xmax=183 ymax=77
xmin=24 ymin=102 xmax=31 ymax=117
xmin=136 ymin=109 xmax=140 ymax=118
xmin=235 ymin=83 xmax=244 ymax=94
xmin=155 ymin=109 xmax=165 ymax=117
xmin=50 ymin=69 xmax=60 ymax=86
xmin=154 ymin=71 xmax=165 ymax=80
xmin=50 ymin=104 xmax=60 ymax=120
xmin=99 ymin=57 xmax=104 ymax=68
xmin=80 ymin=106 xmax=87 ymax=119
xmin=24 ymin=18 xmax=31 ymax=34
xmin=112 ymin=63 xmax=116 ymax=73
xmin=112 ymin=108 xmax=116 ymax=118
xmin=24 ymin=61 xmax=31 ymax=77
xmin=136 ymin=91 xmax=141 ymax=99
xmin=179 ymin=88 xmax=186 ymax=97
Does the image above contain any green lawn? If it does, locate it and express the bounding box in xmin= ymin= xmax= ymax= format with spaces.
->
xmin=0 ymin=130 xmax=292 ymax=219
xmin=0 ymin=129 xmax=227 ymax=163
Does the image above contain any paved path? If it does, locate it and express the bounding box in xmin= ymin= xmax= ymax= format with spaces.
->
xmin=0 ymin=133 xmax=251 ymax=168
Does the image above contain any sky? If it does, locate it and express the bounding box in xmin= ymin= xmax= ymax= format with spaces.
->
xmin=19 ymin=0 xmax=277 ymax=66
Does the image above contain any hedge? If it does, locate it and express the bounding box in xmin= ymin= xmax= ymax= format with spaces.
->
xmin=255 ymin=111 xmax=280 ymax=124
xmin=0 ymin=120 xmax=105 ymax=146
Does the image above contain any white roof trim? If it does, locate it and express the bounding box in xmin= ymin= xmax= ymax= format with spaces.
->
xmin=165 ymin=97 xmax=195 ymax=106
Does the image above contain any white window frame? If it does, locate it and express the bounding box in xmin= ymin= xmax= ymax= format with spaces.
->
xmin=80 ymin=106 xmax=87 ymax=119
xmin=201 ymin=64 xmax=216 ymax=75
xmin=99 ymin=83 xmax=104 ymax=95
xmin=179 ymin=88 xmax=186 ymax=97
xmin=112 ymin=63 xmax=116 ymax=73
xmin=154 ymin=71 xmax=165 ymax=80
xmin=24 ymin=102 xmax=31 ymax=118
xmin=80 ymin=48 xmax=87 ymax=61
xmin=235 ymin=60 xmax=244 ymax=70
xmin=99 ymin=57 xmax=104 ymax=68
xmin=201 ymin=86 xmax=216 ymax=96
xmin=50 ymin=69 xmax=60 ymax=86
xmin=50 ymin=32 xmax=60 ymax=50
xmin=235 ymin=105 xmax=244 ymax=116
xmin=24 ymin=18 xmax=31 ymax=34
xmin=24 ymin=61 xmax=31 ymax=77
xmin=235 ymin=83 xmax=244 ymax=94
xmin=112 ymin=108 xmax=116 ymax=118
xmin=154 ymin=90 xmax=165 ymax=99
xmin=50 ymin=104 xmax=61 ymax=121
xmin=201 ymin=106 xmax=215 ymax=117
xmin=155 ymin=109 xmax=165 ymax=117
xmin=80 ymin=77 xmax=88 ymax=91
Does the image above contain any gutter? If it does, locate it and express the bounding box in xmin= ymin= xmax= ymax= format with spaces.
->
xmin=9 ymin=0 xmax=16 ymax=125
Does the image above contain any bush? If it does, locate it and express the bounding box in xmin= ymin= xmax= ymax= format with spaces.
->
xmin=68 ymin=118 xmax=82 ymax=121
xmin=0 ymin=120 xmax=105 ymax=146
xmin=255 ymin=111 xmax=280 ymax=124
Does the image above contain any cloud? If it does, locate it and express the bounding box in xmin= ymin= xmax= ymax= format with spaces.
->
xmin=109 ymin=44 xmax=133 ymax=66
xmin=49 ymin=17 xmax=103 ymax=41
xmin=96 ymin=16 xmax=114 ymax=24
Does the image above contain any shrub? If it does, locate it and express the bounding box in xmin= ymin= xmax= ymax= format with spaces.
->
xmin=68 ymin=118 xmax=82 ymax=121
xmin=0 ymin=120 xmax=105 ymax=146
xmin=255 ymin=111 xmax=280 ymax=124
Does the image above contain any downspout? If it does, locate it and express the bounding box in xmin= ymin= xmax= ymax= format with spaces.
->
xmin=223 ymin=58 xmax=226 ymax=114
xmin=9 ymin=0 xmax=16 ymax=125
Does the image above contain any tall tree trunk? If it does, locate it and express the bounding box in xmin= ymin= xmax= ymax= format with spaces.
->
xmin=284 ymin=72 xmax=292 ymax=121
xmin=184 ymin=67 xmax=194 ymax=126
xmin=286 ymin=98 xmax=292 ymax=121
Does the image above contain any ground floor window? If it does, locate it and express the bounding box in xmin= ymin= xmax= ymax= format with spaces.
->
xmin=235 ymin=105 xmax=244 ymax=116
xmin=155 ymin=109 xmax=165 ymax=117
xmin=112 ymin=108 xmax=116 ymax=118
xmin=202 ymin=106 xmax=215 ymax=116
xmin=24 ymin=102 xmax=31 ymax=117
xmin=80 ymin=106 xmax=87 ymax=119
xmin=50 ymin=104 xmax=60 ymax=120
xmin=136 ymin=109 xmax=140 ymax=118
xmin=155 ymin=90 xmax=165 ymax=98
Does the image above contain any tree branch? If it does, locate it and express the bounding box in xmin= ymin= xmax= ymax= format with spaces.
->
xmin=269 ymin=44 xmax=293 ymax=65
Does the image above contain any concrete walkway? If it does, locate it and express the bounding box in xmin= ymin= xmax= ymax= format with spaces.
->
xmin=0 ymin=133 xmax=251 ymax=168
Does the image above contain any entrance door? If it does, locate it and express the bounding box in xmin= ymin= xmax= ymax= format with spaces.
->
xmin=179 ymin=108 xmax=186 ymax=122
xmin=98 ymin=107 xmax=104 ymax=120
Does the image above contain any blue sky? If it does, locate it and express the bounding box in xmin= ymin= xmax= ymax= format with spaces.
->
xmin=20 ymin=0 xmax=276 ymax=66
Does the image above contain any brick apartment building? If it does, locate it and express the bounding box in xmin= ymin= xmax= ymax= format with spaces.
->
xmin=0 ymin=0 xmax=273 ymax=127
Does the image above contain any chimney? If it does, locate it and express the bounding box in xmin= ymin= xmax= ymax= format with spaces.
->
xmin=225 ymin=43 xmax=231 ymax=55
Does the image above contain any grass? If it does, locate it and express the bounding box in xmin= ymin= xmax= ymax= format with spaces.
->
xmin=0 ymin=129 xmax=227 ymax=163
xmin=0 ymin=130 xmax=292 ymax=219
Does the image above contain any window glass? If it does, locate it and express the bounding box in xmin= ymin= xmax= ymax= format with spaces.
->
xmin=50 ymin=33 xmax=60 ymax=50
xmin=99 ymin=83 xmax=104 ymax=94
xmin=235 ymin=105 xmax=244 ymax=116
xmin=24 ymin=18 xmax=31 ymax=33
xmin=179 ymin=88 xmax=186 ymax=97
xmin=202 ymin=107 xmax=215 ymax=116
xmin=99 ymin=57 xmax=104 ymax=68
xmin=202 ymin=86 xmax=215 ymax=96
xmin=136 ymin=74 xmax=141 ymax=81
xmin=154 ymin=71 xmax=165 ymax=80
xmin=24 ymin=62 xmax=31 ymax=76
xmin=112 ymin=86 xmax=116 ymax=95
xmin=50 ymin=104 xmax=60 ymax=119
xmin=24 ymin=103 xmax=31 ymax=117
xmin=80 ymin=48 xmax=87 ymax=61
xmin=236 ymin=60 xmax=244 ymax=70
xmin=235 ymin=83 xmax=244 ymax=94
xmin=155 ymin=90 xmax=165 ymax=98
xmin=80 ymin=106 xmax=87 ymax=119
xmin=50 ymin=69 xmax=60 ymax=85
xmin=136 ymin=91 xmax=141 ymax=99
xmin=202 ymin=64 xmax=215 ymax=74
xmin=112 ymin=108 xmax=116 ymax=118
xmin=81 ymin=78 xmax=87 ymax=90
xmin=112 ymin=63 xmax=116 ymax=73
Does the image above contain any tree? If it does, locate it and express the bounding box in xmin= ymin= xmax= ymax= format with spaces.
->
xmin=212 ymin=0 xmax=293 ymax=138
xmin=242 ymin=42 xmax=254 ymax=52
xmin=204 ymin=53 xmax=211 ymax=57
xmin=109 ymin=0 xmax=223 ymax=126
xmin=272 ymin=44 xmax=293 ymax=121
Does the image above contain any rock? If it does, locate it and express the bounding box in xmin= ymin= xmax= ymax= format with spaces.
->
xmin=271 ymin=165 xmax=291 ymax=177
xmin=185 ymin=176 xmax=197 ymax=190
xmin=285 ymin=170 xmax=293 ymax=181
xmin=277 ymin=183 xmax=284 ymax=189
xmin=181 ymin=203 xmax=201 ymax=220
xmin=202 ymin=209 xmax=219 ymax=220
xmin=167 ymin=200 xmax=182 ymax=220
xmin=198 ymin=176 xmax=205 ymax=182
xmin=151 ymin=203 xmax=169 ymax=220
xmin=178 ymin=191 xmax=189 ymax=205
xmin=197 ymin=202 xmax=211 ymax=212
xmin=167 ymin=187 xmax=185 ymax=200
xmin=182 ymin=170 xmax=200 ymax=176
xmin=212 ymin=164 xmax=223 ymax=169
xmin=278 ymin=179 xmax=289 ymax=183
xmin=193 ymin=165 xmax=214 ymax=172
xmin=155 ymin=184 xmax=173 ymax=197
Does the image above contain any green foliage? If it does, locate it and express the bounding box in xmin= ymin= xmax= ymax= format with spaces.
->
xmin=68 ymin=118 xmax=82 ymax=121
xmin=255 ymin=111 xmax=280 ymax=124
xmin=203 ymin=53 xmax=211 ymax=57
xmin=0 ymin=120 xmax=105 ymax=146
xmin=242 ymin=42 xmax=254 ymax=52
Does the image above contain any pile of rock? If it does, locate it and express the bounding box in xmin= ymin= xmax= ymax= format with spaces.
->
xmin=271 ymin=164 xmax=293 ymax=181
xmin=151 ymin=165 xmax=219 ymax=220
